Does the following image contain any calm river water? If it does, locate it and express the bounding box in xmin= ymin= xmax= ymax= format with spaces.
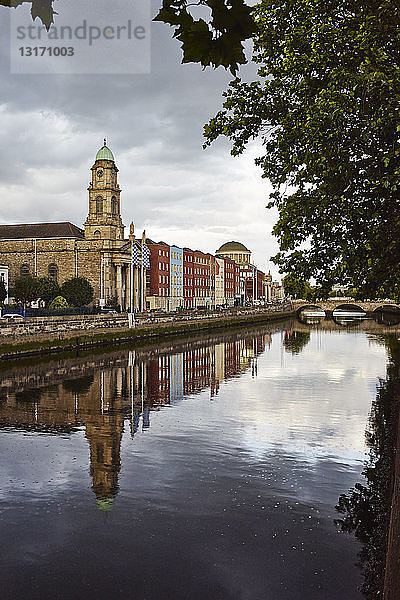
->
xmin=0 ymin=319 xmax=399 ymax=600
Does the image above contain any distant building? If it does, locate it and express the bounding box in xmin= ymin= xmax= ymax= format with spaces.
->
xmin=215 ymin=257 xmax=225 ymax=306
xmin=216 ymin=241 xmax=265 ymax=305
xmin=146 ymin=240 xmax=170 ymax=310
xmin=183 ymin=248 xmax=194 ymax=309
xmin=193 ymin=249 xmax=210 ymax=308
xmin=0 ymin=141 xmax=147 ymax=311
xmin=170 ymin=245 xmax=184 ymax=310
xmin=215 ymin=241 xmax=251 ymax=265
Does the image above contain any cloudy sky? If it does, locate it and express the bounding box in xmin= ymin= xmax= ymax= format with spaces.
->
xmin=0 ymin=0 xmax=280 ymax=278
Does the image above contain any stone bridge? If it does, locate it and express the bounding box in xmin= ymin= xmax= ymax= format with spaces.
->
xmin=293 ymin=299 xmax=400 ymax=315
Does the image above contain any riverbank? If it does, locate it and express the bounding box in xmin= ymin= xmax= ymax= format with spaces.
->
xmin=0 ymin=305 xmax=294 ymax=361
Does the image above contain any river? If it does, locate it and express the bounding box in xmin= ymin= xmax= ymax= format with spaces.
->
xmin=0 ymin=318 xmax=399 ymax=599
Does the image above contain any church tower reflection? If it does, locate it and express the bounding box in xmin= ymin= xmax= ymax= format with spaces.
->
xmin=0 ymin=329 xmax=269 ymax=510
xmin=83 ymin=368 xmax=125 ymax=509
xmin=85 ymin=415 xmax=123 ymax=510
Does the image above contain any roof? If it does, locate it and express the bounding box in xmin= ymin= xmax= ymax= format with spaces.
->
xmin=216 ymin=241 xmax=251 ymax=253
xmin=0 ymin=222 xmax=85 ymax=240
xmin=95 ymin=139 xmax=115 ymax=162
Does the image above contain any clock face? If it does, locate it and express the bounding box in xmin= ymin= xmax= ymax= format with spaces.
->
xmin=97 ymin=169 xmax=103 ymax=178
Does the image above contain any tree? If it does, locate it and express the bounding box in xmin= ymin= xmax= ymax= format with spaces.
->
xmin=282 ymin=273 xmax=312 ymax=300
xmin=38 ymin=276 xmax=60 ymax=306
xmin=60 ymin=277 xmax=94 ymax=307
xmin=201 ymin=0 xmax=400 ymax=301
xmin=1 ymin=1 xmax=56 ymax=28
xmin=154 ymin=0 xmax=256 ymax=73
xmin=4 ymin=1 xmax=400 ymax=298
xmin=12 ymin=274 xmax=41 ymax=305
xmin=0 ymin=279 xmax=7 ymax=304
xmin=154 ymin=1 xmax=400 ymax=300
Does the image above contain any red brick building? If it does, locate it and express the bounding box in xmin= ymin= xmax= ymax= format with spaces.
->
xmin=146 ymin=240 xmax=170 ymax=310
xmin=183 ymin=248 xmax=194 ymax=308
xmin=193 ymin=250 xmax=211 ymax=307
xmin=221 ymin=256 xmax=239 ymax=306
xmin=244 ymin=267 xmax=265 ymax=302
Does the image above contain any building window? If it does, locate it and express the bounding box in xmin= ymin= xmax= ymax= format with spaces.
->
xmin=96 ymin=196 xmax=103 ymax=214
xmin=48 ymin=264 xmax=58 ymax=280
xmin=93 ymin=230 xmax=101 ymax=239
xmin=111 ymin=196 xmax=118 ymax=214
xmin=20 ymin=263 xmax=30 ymax=276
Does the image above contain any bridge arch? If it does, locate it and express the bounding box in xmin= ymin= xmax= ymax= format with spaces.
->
xmin=296 ymin=304 xmax=326 ymax=318
xmin=372 ymin=304 xmax=400 ymax=313
xmin=372 ymin=304 xmax=400 ymax=326
xmin=332 ymin=303 xmax=366 ymax=315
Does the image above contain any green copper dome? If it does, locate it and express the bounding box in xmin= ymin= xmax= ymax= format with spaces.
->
xmin=96 ymin=139 xmax=115 ymax=162
xmin=97 ymin=497 xmax=115 ymax=512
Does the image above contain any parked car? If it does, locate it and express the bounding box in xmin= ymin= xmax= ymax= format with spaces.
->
xmin=1 ymin=313 xmax=24 ymax=319
xmin=100 ymin=308 xmax=118 ymax=314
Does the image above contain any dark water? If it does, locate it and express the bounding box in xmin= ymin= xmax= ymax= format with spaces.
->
xmin=0 ymin=321 xmax=399 ymax=600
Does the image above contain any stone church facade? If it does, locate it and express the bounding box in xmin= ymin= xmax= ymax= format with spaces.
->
xmin=0 ymin=141 xmax=147 ymax=311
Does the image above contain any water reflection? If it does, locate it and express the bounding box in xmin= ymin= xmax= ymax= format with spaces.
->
xmin=283 ymin=330 xmax=311 ymax=354
xmin=332 ymin=313 xmax=367 ymax=327
xmin=0 ymin=331 xmax=269 ymax=508
xmin=336 ymin=335 xmax=400 ymax=600
xmin=298 ymin=307 xmax=326 ymax=326
xmin=0 ymin=321 xmax=399 ymax=600
xmin=373 ymin=307 xmax=400 ymax=327
xmin=296 ymin=308 xmax=400 ymax=329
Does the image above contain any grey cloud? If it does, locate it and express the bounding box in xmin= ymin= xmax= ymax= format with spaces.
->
xmin=0 ymin=1 xmax=280 ymax=275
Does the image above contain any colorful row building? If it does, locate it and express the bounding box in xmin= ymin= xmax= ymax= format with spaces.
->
xmin=146 ymin=239 xmax=283 ymax=311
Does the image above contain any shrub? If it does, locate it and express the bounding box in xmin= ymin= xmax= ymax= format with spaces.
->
xmin=49 ymin=295 xmax=69 ymax=309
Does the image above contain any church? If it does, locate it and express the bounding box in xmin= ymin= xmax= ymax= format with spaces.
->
xmin=0 ymin=141 xmax=148 ymax=311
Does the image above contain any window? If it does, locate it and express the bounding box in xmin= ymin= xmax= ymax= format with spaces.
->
xmin=48 ymin=264 xmax=58 ymax=280
xmin=93 ymin=230 xmax=101 ymax=239
xmin=96 ymin=196 xmax=103 ymax=214
xmin=20 ymin=263 xmax=30 ymax=276
xmin=111 ymin=196 xmax=118 ymax=214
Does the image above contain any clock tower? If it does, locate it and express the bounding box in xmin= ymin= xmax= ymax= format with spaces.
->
xmin=84 ymin=140 xmax=125 ymax=241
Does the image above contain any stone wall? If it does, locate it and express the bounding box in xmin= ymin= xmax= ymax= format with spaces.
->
xmin=0 ymin=313 xmax=129 ymax=338
xmin=0 ymin=303 xmax=293 ymax=339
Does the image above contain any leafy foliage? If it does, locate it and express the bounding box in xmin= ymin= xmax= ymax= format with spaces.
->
xmin=0 ymin=279 xmax=7 ymax=304
xmin=38 ymin=276 xmax=60 ymax=306
xmin=0 ymin=0 xmax=56 ymax=29
xmin=60 ymin=277 xmax=94 ymax=307
xmin=49 ymin=295 xmax=69 ymax=309
xmin=12 ymin=274 xmax=41 ymax=304
xmin=203 ymin=0 xmax=400 ymax=300
xmin=154 ymin=0 xmax=256 ymax=73
xmin=282 ymin=273 xmax=312 ymax=300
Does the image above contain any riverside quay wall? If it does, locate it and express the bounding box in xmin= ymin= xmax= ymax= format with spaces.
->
xmin=0 ymin=304 xmax=294 ymax=360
